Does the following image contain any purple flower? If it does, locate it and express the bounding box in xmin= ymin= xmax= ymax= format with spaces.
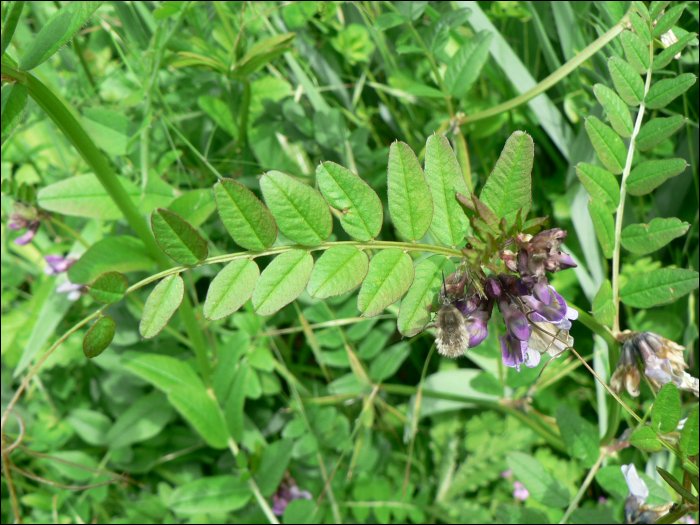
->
xmin=271 ymin=474 xmax=312 ymax=516
xmin=56 ymin=280 xmax=84 ymax=301
xmin=9 ymin=214 xmax=40 ymax=245
xmin=500 ymin=333 xmax=541 ymax=371
xmin=498 ymin=297 xmax=530 ymax=341
xmin=645 ymin=356 xmax=699 ymax=397
xmin=44 ymin=255 xmax=78 ymax=275
xmin=513 ymin=480 xmax=529 ymax=501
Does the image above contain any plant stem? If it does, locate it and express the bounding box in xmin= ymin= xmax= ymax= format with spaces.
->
xmin=227 ymin=439 xmax=280 ymax=524
xmin=559 ymin=451 xmax=607 ymax=524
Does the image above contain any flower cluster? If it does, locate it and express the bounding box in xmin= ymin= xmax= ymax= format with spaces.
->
xmin=43 ymin=254 xmax=84 ymax=301
xmin=270 ymin=473 xmax=312 ymax=516
xmin=621 ymin=463 xmax=673 ymax=524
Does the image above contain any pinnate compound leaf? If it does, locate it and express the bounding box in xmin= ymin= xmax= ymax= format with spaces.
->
xmin=252 ymin=251 xmax=314 ymax=315
xmin=140 ymin=274 xmax=185 ymax=339
xmin=68 ymin=236 xmax=154 ymax=284
xmin=398 ymin=255 xmax=454 ymax=337
xmin=1 ymin=83 xmax=27 ymax=145
xmin=424 ymin=135 xmax=470 ymax=246
xmin=636 ymin=116 xmax=686 ymax=151
xmin=204 ymin=259 xmax=259 ymax=321
xmin=621 ymin=30 xmax=650 ymax=73
xmin=387 ymin=141 xmax=433 ymax=241
xmin=260 ymin=171 xmax=332 ymax=245
xmin=506 ymin=452 xmax=570 ymax=507
xmin=88 ymin=271 xmax=128 ymax=304
xmin=83 ymin=316 xmax=115 ymax=358
xmin=645 ymin=73 xmax=697 ymax=109
xmin=152 ymin=208 xmax=208 ymax=265
xmin=585 ymin=117 xmax=627 ymax=174
xmin=594 ymin=84 xmax=634 ymax=137
xmin=652 ymin=383 xmax=681 ymax=434
xmin=169 ymin=476 xmax=250 ymax=514
xmin=621 ymin=217 xmax=690 ymax=255
xmin=214 ymin=179 xmax=277 ymax=250
xmin=19 ymin=2 xmax=104 ymax=71
xmin=556 ymin=406 xmax=599 ymax=468
xmin=479 ymin=131 xmax=533 ymax=227
xmin=629 ymin=426 xmax=662 ymax=452
xmin=307 ymin=246 xmax=368 ymax=299
xmin=444 ymin=30 xmax=494 ymax=98
xmin=588 ymin=199 xmax=615 ymax=259
xmin=316 ymin=161 xmax=383 ymax=241
xmin=680 ymin=405 xmax=699 ymax=456
xmin=370 ymin=342 xmax=411 ymax=382
xmin=608 ymin=56 xmax=644 ymax=106
xmin=629 ymin=13 xmax=651 ymax=45
xmin=652 ymin=3 xmax=687 ymax=37
xmin=654 ymin=32 xmax=696 ymax=69
xmin=358 ymin=249 xmax=414 ymax=318
xmin=626 ymin=158 xmax=688 ymax=196
xmin=620 ymin=268 xmax=699 ymax=308
xmin=576 ymin=163 xmax=620 ymax=213
xmin=592 ymin=280 xmax=615 ymax=327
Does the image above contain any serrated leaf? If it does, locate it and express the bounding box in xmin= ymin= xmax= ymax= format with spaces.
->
xmin=576 ymin=163 xmax=620 ymax=213
xmin=307 ymin=246 xmax=368 ymax=299
xmin=479 ymin=131 xmax=533 ymax=227
xmin=629 ymin=426 xmax=662 ymax=452
xmin=556 ymin=406 xmax=599 ymax=468
xmin=83 ymin=316 xmax=115 ymax=358
xmin=444 ymin=30 xmax=494 ymax=98
xmin=621 ymin=217 xmax=690 ymax=255
xmin=636 ymin=116 xmax=686 ymax=151
xmin=260 ymin=171 xmax=332 ymax=245
xmin=506 ymin=452 xmax=570 ymax=507
xmin=645 ymin=73 xmax=697 ymax=109
xmin=214 ymin=179 xmax=277 ymax=250
xmin=316 ymin=161 xmax=383 ymax=241
xmin=608 ymin=56 xmax=645 ymax=106
xmin=204 ymin=259 xmax=259 ymax=321
xmin=19 ymin=2 xmax=104 ymax=71
xmin=652 ymin=3 xmax=686 ymax=37
xmin=88 ymin=271 xmax=128 ymax=304
xmin=68 ymin=236 xmax=154 ymax=284
xmin=592 ymin=280 xmax=615 ymax=327
xmin=398 ymin=255 xmax=455 ymax=337
xmin=424 ymin=135 xmax=470 ymax=245
xmin=140 ymin=274 xmax=185 ymax=338
xmin=358 ymin=249 xmax=414 ymax=318
xmin=369 ymin=341 xmax=411 ymax=382
xmin=152 ymin=208 xmax=208 ymax=266
xmin=594 ymin=84 xmax=634 ymax=137
xmin=1 ymin=83 xmax=27 ymax=145
xmin=387 ymin=141 xmax=433 ymax=241
xmin=679 ymin=405 xmax=698 ymax=456
xmin=654 ymin=32 xmax=696 ymax=69
xmin=620 ymin=268 xmax=699 ymax=308
xmin=253 ymin=251 xmax=314 ymax=316
xmin=626 ymin=158 xmax=688 ymax=196
xmin=585 ymin=117 xmax=627 ymax=174
xmin=629 ymin=13 xmax=652 ymax=45
xmin=652 ymin=383 xmax=681 ymax=434
xmin=588 ymin=199 xmax=615 ymax=259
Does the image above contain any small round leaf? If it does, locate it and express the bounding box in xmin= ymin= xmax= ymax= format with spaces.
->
xmin=83 ymin=316 xmax=116 ymax=358
xmin=89 ymin=271 xmax=128 ymax=304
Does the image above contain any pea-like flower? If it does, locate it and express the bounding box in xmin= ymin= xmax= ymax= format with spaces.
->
xmin=8 ymin=213 xmax=41 ymax=245
xmin=271 ymin=474 xmax=312 ymax=516
xmin=621 ymin=463 xmax=673 ymax=524
xmin=44 ymin=255 xmax=78 ymax=275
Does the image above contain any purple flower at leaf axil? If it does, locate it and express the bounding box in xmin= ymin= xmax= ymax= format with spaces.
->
xmin=271 ymin=474 xmax=312 ymax=516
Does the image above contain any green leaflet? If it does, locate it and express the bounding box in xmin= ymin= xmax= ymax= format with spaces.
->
xmin=68 ymin=236 xmax=155 ymax=284
xmin=105 ymin=392 xmax=174 ymax=449
xmin=620 ymin=267 xmax=699 ymax=308
xmin=88 ymin=271 xmax=128 ymax=304
xmin=397 ymin=255 xmax=454 ymax=337
xmin=620 ymin=30 xmax=649 ymax=74
xmin=626 ymin=158 xmax=688 ymax=196
xmin=585 ymin=117 xmax=627 ymax=174
xmin=256 ymin=439 xmax=293 ymax=496
xmin=479 ymin=131 xmax=533 ymax=227
xmin=204 ymin=259 xmax=260 ymax=321
xmin=593 ymin=84 xmax=633 ymax=137
xmin=307 ymin=245 xmax=369 ymax=299
xmin=260 ymin=170 xmax=332 ymax=245
xmin=652 ymin=3 xmax=686 ymax=37
xmin=588 ymin=199 xmax=614 ymax=259
xmin=387 ymin=141 xmax=433 ymax=241
xmin=592 ymin=280 xmax=615 ymax=328
xmin=631 ymin=1 xmax=650 ymax=21
xmin=654 ymin=32 xmax=696 ymax=70
xmin=444 ymin=30 xmax=494 ymax=98
xmin=82 ymin=108 xmax=130 ymax=157
xmin=608 ymin=56 xmax=644 ymax=106
xmin=645 ymin=73 xmax=697 ymax=110
xmin=152 ymin=208 xmax=208 ymax=266
xmin=83 ymin=316 xmax=115 ymax=358
xmin=629 ymin=12 xmax=651 ymax=45
xmin=357 ymin=248 xmax=414 ymax=318
xmin=636 ymin=116 xmax=686 ymax=151
xmin=680 ymin=405 xmax=699 ymax=456
xmin=651 ymin=383 xmax=681 ymax=434
xmin=169 ymin=189 xmax=216 ymax=227
xmin=369 ymin=341 xmax=411 ymax=382
xmin=252 ymin=250 xmax=314 ymax=315
xmin=225 ymin=362 xmax=250 ymax=442
xmin=555 ymin=406 xmax=599 ymax=468
xmin=198 ymin=96 xmax=238 ymax=137
xmin=139 ymin=274 xmax=185 ymax=339
xmin=649 ymin=1 xmax=671 ymax=20
xmin=1 ymin=82 xmax=27 ymax=145
xmin=424 ymin=135 xmax=470 ymax=246
xmin=19 ymin=2 xmax=104 ymax=71
xmin=575 ymin=163 xmax=620 ymax=213
xmin=214 ymin=178 xmax=277 ymax=250
xmin=0 ymin=1 xmax=25 ymax=57
xmin=316 ymin=161 xmax=383 ymax=241
xmin=621 ymin=217 xmax=690 ymax=255
xmin=629 ymin=426 xmax=662 ymax=453
xmin=506 ymin=452 xmax=570 ymax=508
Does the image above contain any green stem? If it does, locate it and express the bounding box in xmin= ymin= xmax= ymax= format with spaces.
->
xmin=227 ymin=439 xmax=280 ymax=524
xmin=238 ymin=79 xmax=250 ymax=150
xmin=71 ymin=36 xmax=97 ymax=93
xmin=559 ymin=451 xmax=606 ymax=524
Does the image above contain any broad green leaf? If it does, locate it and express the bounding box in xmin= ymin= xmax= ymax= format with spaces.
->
xmin=256 ymin=439 xmax=293 ymax=496
xmin=307 ymin=246 xmax=368 ymax=299
xmin=654 ymin=32 xmax=696 ymax=69
xmin=576 ymin=163 xmax=620 ymax=213
xmin=626 ymin=158 xmax=688 ymax=196
xmin=506 ymin=452 xmax=570 ymax=507
xmin=652 ymin=3 xmax=686 ymax=37
xmin=358 ymin=249 xmax=414 ymax=317
xmin=556 ymin=406 xmax=599 ymax=468
xmin=585 ymin=117 xmax=627 ymax=174
xmin=632 ymin=0 xmax=650 ymax=21
xmin=152 ymin=208 xmax=208 ymax=265
xmin=444 ymin=31 xmax=494 ymax=97
xmin=82 ymin=108 xmax=130 ymax=157
xmin=652 ymin=383 xmax=681 ymax=434
xmin=636 ymin=116 xmax=686 ymax=151
xmin=260 ymin=171 xmax=332 ymax=245
xmin=387 ymin=141 xmax=433 ymax=241
xmin=629 ymin=13 xmax=651 ymax=45
xmin=105 ymin=392 xmax=174 ymax=448
xmin=66 ymin=408 xmax=111 ymax=446
xmin=1 ymin=83 xmax=27 ymax=145
xmin=283 ymin=499 xmax=317 ymax=525
xmin=140 ymin=274 xmax=185 ymax=339
xmin=19 ymin=2 xmax=104 ymax=71
xmin=592 ymin=280 xmax=615 ymax=327
xmin=608 ymin=56 xmax=644 ymax=106
xmin=679 ymin=405 xmax=698 ymax=456
xmin=197 ymin=95 xmax=238 ymax=137
xmin=0 ymin=1 xmax=25 ymax=57
xmin=629 ymin=426 xmax=662 ymax=452
xmin=169 ymin=188 xmax=216 ymax=227
xmin=252 ymin=251 xmax=314 ymax=315
xmin=369 ymin=341 xmax=411 ymax=381
xmin=395 ymin=1 xmax=428 ymax=20
xmin=204 ymin=259 xmax=259 ymax=321
xmin=88 ymin=271 xmax=128 ymax=304
xmin=424 ymin=135 xmax=470 ymax=245
xmin=374 ymin=12 xmax=406 ymax=30
xmin=645 ymin=73 xmax=697 ymax=109
xmin=398 ymin=255 xmax=454 ymax=337
xmin=68 ymin=236 xmax=154 ymax=284
xmin=588 ymin=199 xmax=615 ymax=259
xmin=479 ymin=131 xmax=534 ymax=226
xmin=649 ymin=1 xmax=671 ymax=20
xmin=83 ymin=316 xmax=115 ymax=358
xmin=316 ymin=161 xmax=383 ymax=241
xmin=620 ymin=268 xmax=699 ymax=308
xmin=594 ymin=84 xmax=634 ymax=137
xmin=233 ymin=33 xmax=295 ymax=79
xmin=169 ymin=476 xmax=251 ymax=514
xmin=153 ymin=1 xmax=185 ymax=19
xmin=214 ymin=178 xmax=277 ymax=251
xmin=621 ymin=217 xmax=690 ymax=255
xmin=470 ymin=372 xmax=504 ymax=396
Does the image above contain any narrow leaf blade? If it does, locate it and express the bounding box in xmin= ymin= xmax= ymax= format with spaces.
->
xmin=645 ymin=73 xmax=697 ymax=110
xmin=608 ymin=56 xmax=645 ymax=106
xmin=592 ymin=280 xmax=615 ymax=327
xmin=444 ymin=31 xmax=494 ymax=97
xmin=626 ymin=158 xmax=688 ymax=196
xmin=594 ymin=84 xmax=634 ymax=137
xmin=588 ymin=199 xmax=615 ymax=259
xmin=140 ymin=274 xmax=185 ymax=338
xmin=358 ymin=249 xmax=414 ymax=318
xmin=204 ymin=259 xmax=260 ymax=321
xmin=585 ymin=117 xmax=627 ymax=174
xmin=679 ymin=405 xmax=699 ymax=456
xmin=636 ymin=116 xmax=686 ymax=151
xmin=576 ymin=163 xmax=620 ymax=212
xmin=1 ymin=83 xmax=27 ymax=145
